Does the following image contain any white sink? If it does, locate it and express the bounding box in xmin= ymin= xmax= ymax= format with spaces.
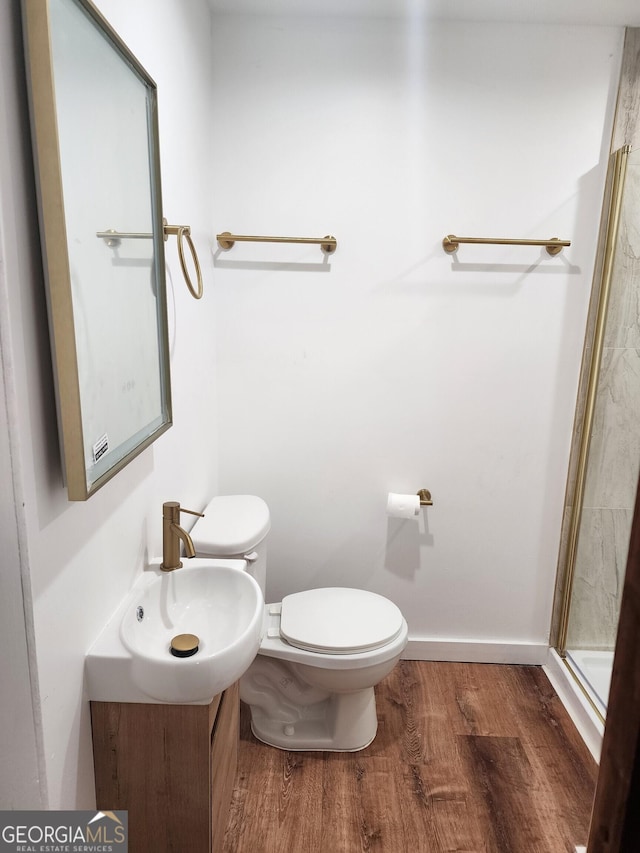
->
xmin=86 ymin=559 xmax=264 ymax=704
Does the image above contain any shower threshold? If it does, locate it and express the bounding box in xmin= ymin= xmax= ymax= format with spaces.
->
xmin=565 ymin=649 xmax=613 ymax=716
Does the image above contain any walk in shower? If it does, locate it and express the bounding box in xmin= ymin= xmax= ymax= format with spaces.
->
xmin=555 ymin=144 xmax=640 ymax=720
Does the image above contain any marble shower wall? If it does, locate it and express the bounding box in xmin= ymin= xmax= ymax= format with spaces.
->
xmin=567 ymin=147 xmax=640 ymax=650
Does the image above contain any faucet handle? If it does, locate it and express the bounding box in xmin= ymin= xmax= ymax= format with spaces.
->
xmin=179 ymin=506 xmax=205 ymax=519
xmin=162 ymin=501 xmax=205 ymax=520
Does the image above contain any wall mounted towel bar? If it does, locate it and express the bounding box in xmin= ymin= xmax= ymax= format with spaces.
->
xmin=216 ymin=231 xmax=337 ymax=254
xmin=97 ymin=218 xmax=203 ymax=299
xmin=442 ymin=235 xmax=571 ymax=256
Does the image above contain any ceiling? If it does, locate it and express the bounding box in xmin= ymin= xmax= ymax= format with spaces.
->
xmin=208 ymin=0 xmax=640 ymax=27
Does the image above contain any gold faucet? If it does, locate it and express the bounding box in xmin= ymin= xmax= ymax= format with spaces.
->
xmin=161 ymin=501 xmax=205 ymax=571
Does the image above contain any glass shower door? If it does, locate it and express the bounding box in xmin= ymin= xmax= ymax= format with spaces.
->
xmin=560 ymin=145 xmax=640 ymax=716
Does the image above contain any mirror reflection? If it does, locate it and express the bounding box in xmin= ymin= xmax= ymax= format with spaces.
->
xmin=23 ymin=0 xmax=172 ymax=499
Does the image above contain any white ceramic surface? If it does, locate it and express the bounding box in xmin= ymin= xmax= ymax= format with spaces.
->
xmin=86 ymin=559 xmax=263 ymax=704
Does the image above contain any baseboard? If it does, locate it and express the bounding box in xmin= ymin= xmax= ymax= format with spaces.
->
xmin=402 ymin=638 xmax=549 ymax=665
xmin=543 ymin=648 xmax=603 ymax=762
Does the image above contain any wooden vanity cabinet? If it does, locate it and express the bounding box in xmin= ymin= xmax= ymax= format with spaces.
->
xmin=91 ymin=681 xmax=239 ymax=853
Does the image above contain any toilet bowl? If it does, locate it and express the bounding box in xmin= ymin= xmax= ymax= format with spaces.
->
xmin=190 ymin=495 xmax=408 ymax=751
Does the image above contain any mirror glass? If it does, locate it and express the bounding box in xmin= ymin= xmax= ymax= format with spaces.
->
xmin=22 ymin=0 xmax=172 ymax=499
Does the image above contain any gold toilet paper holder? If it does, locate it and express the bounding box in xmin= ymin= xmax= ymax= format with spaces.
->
xmin=417 ymin=489 xmax=433 ymax=507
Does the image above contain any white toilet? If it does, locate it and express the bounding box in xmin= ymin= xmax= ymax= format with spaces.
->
xmin=191 ymin=495 xmax=408 ymax=752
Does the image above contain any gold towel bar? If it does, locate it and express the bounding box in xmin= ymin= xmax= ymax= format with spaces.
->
xmin=442 ymin=235 xmax=571 ymax=256
xmin=97 ymin=219 xmax=203 ymax=299
xmin=217 ymin=231 xmax=337 ymax=254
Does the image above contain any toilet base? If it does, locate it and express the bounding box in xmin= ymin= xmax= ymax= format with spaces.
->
xmin=248 ymin=687 xmax=379 ymax=752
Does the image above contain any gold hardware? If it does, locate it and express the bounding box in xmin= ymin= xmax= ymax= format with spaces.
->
xmin=170 ymin=633 xmax=200 ymax=658
xmin=96 ymin=220 xmax=204 ymax=299
xmin=417 ymin=489 xmax=433 ymax=506
xmin=442 ymin=234 xmax=571 ymax=256
xmin=160 ymin=501 xmax=204 ymax=572
xmin=163 ymin=219 xmax=203 ymax=300
xmin=216 ymin=232 xmax=337 ymax=254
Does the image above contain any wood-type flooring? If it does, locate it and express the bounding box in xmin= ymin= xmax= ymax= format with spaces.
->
xmin=222 ymin=661 xmax=597 ymax=853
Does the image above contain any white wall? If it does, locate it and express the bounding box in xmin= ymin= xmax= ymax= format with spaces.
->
xmin=0 ymin=0 xmax=217 ymax=808
xmin=210 ymin=16 xmax=622 ymax=660
xmin=0 ymin=2 xmax=44 ymax=806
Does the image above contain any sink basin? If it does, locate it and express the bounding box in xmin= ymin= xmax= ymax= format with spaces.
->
xmin=86 ymin=559 xmax=264 ymax=704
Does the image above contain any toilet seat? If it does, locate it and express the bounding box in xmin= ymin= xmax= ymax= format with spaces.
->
xmin=279 ymin=588 xmax=404 ymax=655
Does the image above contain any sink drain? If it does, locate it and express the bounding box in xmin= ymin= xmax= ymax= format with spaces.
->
xmin=170 ymin=633 xmax=199 ymax=658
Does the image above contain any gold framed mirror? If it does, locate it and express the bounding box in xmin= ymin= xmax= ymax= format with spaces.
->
xmin=21 ymin=0 xmax=172 ymax=500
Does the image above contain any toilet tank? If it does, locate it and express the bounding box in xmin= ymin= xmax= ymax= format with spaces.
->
xmin=190 ymin=495 xmax=270 ymax=596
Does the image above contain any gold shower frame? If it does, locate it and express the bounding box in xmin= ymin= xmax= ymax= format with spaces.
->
xmin=554 ymin=147 xmax=630 ymax=703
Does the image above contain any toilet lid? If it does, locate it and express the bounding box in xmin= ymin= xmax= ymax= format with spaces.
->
xmin=279 ymin=588 xmax=404 ymax=654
